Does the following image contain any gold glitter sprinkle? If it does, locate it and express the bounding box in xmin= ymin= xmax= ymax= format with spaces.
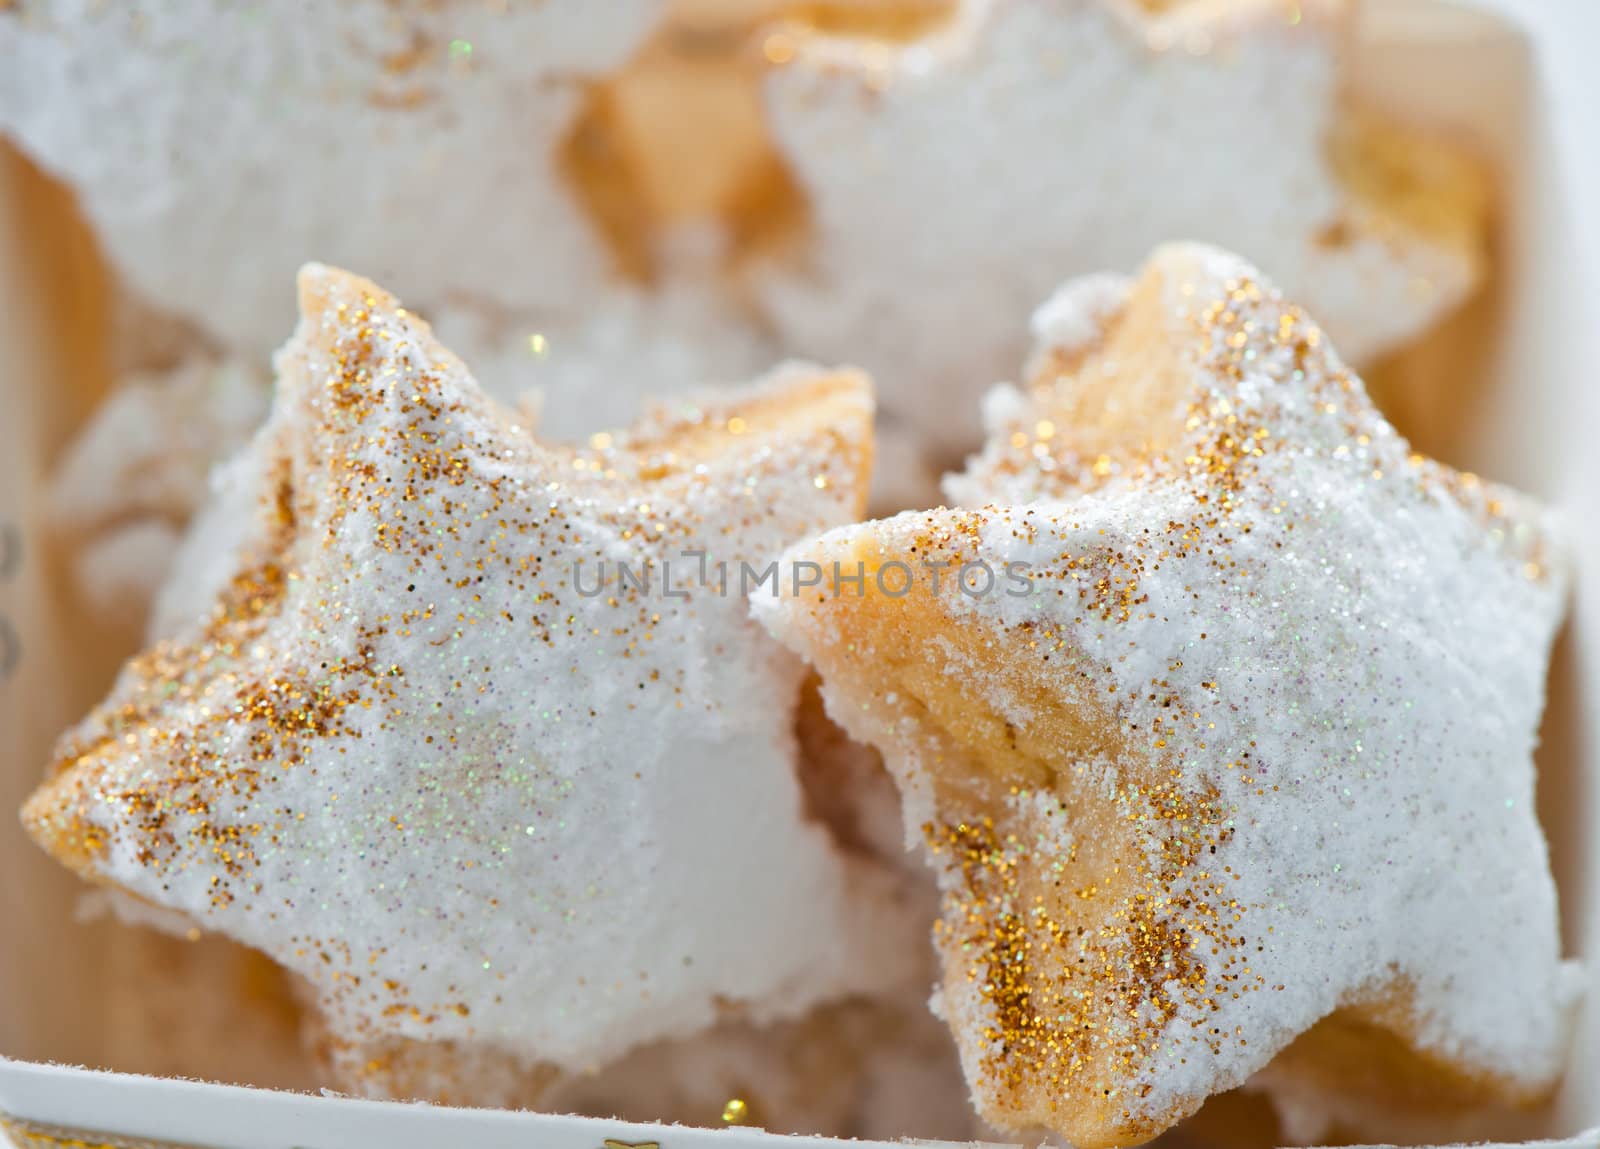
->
xmin=759 ymin=244 xmax=1565 ymax=1143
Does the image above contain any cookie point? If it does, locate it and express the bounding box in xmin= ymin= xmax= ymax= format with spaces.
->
xmin=295 ymin=262 xmax=394 ymax=326
xmin=293 ymin=260 xmax=337 ymax=315
xmin=19 ymin=768 xmax=107 ymax=880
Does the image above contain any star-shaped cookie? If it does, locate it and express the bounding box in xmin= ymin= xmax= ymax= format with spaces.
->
xmin=759 ymin=0 xmax=1489 ymax=453
xmin=0 ymin=1 xmax=663 ymax=354
xmin=755 ymin=243 xmax=1576 ymax=1145
xmin=22 ymin=265 xmax=925 ymax=1099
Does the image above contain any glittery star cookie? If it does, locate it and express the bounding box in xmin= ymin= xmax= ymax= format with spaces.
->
xmin=758 ymin=0 xmax=1490 ymax=453
xmin=22 ymin=264 xmax=928 ymax=1100
xmin=755 ymin=243 xmax=1577 ymax=1145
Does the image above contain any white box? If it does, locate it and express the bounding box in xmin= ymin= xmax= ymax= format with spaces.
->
xmin=1 ymin=1 xmax=1596 ymax=1145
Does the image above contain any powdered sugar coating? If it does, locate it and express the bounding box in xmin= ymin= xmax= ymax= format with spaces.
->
xmin=71 ymin=520 xmax=187 ymax=622
xmin=147 ymin=425 xmax=278 ymax=643
xmin=50 ymin=356 xmax=269 ymax=533
xmin=25 ymin=265 xmax=924 ymax=1082
xmin=1025 ymin=274 xmax=1134 ymax=375
xmin=759 ymin=0 xmax=1484 ymax=453
xmin=756 ymin=244 xmax=1575 ymax=1138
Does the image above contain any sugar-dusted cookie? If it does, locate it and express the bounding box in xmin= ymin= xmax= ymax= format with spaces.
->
xmin=759 ymin=0 xmax=1490 ymax=452
xmin=23 ymin=264 xmax=927 ymax=1100
xmin=0 ymin=1 xmax=664 ymax=353
xmin=1 ymin=1 xmax=773 ymax=421
xmin=755 ymin=244 xmax=1576 ymax=1145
